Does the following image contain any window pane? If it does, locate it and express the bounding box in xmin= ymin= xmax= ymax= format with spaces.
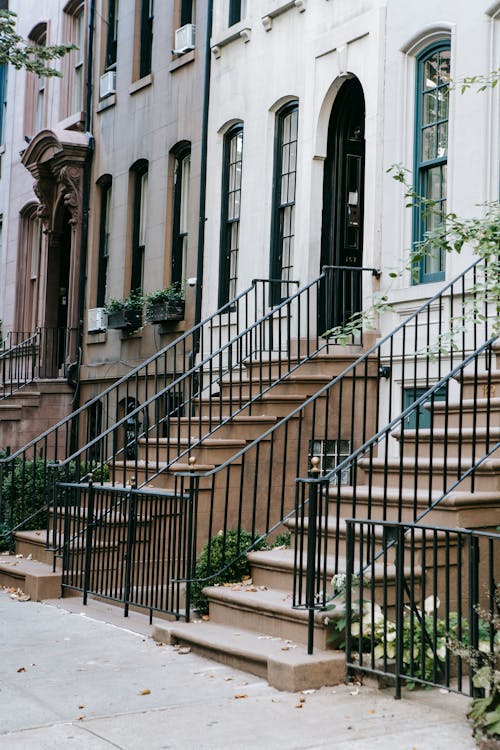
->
xmin=179 ymin=154 xmax=190 ymax=234
xmin=139 ymin=171 xmax=148 ymax=246
xmin=437 ymin=88 xmax=448 ymax=120
xmin=438 ymin=50 xmax=451 ymax=85
xmin=421 ymin=126 xmax=435 ymax=161
xmin=422 ymin=91 xmax=436 ymax=126
xmin=437 ymin=122 xmax=448 ymax=158
xmin=423 ymin=56 xmax=438 ymax=90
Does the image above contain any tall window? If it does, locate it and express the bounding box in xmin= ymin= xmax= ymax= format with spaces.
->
xmin=171 ymin=145 xmax=191 ymax=286
xmin=62 ymin=2 xmax=86 ymax=118
xmin=105 ymin=0 xmax=119 ymax=70
xmin=229 ymin=0 xmax=246 ymax=26
xmin=139 ymin=0 xmax=154 ymax=78
xmin=131 ymin=162 xmax=148 ymax=293
xmin=96 ymin=176 xmax=112 ymax=307
xmin=270 ymin=101 xmax=298 ymax=303
xmin=179 ymin=0 xmax=193 ymax=26
xmin=16 ymin=205 xmax=42 ymax=331
xmin=219 ymin=125 xmax=243 ymax=305
xmin=24 ymin=23 xmax=47 ymax=135
xmin=413 ymin=42 xmax=450 ymax=283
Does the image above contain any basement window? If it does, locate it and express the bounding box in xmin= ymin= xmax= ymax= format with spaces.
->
xmin=309 ymin=439 xmax=351 ymax=484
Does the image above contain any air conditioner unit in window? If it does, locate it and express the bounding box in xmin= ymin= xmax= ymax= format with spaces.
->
xmin=87 ymin=307 xmax=107 ymax=333
xmin=99 ymin=70 xmax=116 ymax=99
xmin=174 ymin=23 xmax=196 ymax=54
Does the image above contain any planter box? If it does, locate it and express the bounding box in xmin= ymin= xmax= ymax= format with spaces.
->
xmin=145 ymin=301 xmax=184 ymax=323
xmin=107 ymin=309 xmax=142 ymax=331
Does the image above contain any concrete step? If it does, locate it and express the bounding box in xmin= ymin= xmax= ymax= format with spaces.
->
xmin=325 ymin=482 xmax=500 ymax=529
xmin=0 ymin=553 xmax=61 ymax=600
xmin=197 ymin=393 xmax=308 ymax=418
xmin=358 ymin=455 xmax=500 ymax=493
xmin=218 ymin=373 xmax=332 ymax=400
xmin=137 ymin=437 xmax=248 ymax=466
xmin=392 ymin=426 xmax=500 ymax=458
xmin=152 ymin=619 xmax=345 ymax=692
xmin=160 ymin=415 xmax=279 ymax=441
xmin=430 ymin=397 xmax=500 ymax=430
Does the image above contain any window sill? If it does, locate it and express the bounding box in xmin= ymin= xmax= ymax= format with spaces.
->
xmin=211 ymin=25 xmax=252 ymax=58
xmin=170 ymin=49 xmax=195 ymax=71
xmin=129 ymin=73 xmax=153 ymax=96
xmin=262 ymin=0 xmax=306 ymax=30
xmin=97 ymin=94 xmax=117 ymax=113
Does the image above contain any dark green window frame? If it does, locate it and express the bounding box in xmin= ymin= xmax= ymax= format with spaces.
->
xmin=180 ymin=0 xmax=193 ymax=26
xmin=139 ymin=0 xmax=153 ymax=79
xmin=105 ymin=0 xmax=118 ymax=69
xmin=171 ymin=143 xmax=191 ymax=286
xmin=219 ymin=124 xmax=243 ymax=306
xmin=131 ymin=160 xmax=148 ymax=293
xmin=229 ymin=0 xmax=244 ymax=26
xmin=96 ymin=175 xmax=112 ymax=307
xmin=269 ymin=100 xmax=299 ymax=305
xmin=413 ymin=41 xmax=450 ymax=284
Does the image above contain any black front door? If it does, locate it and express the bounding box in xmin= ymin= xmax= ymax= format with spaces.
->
xmin=320 ymin=78 xmax=365 ymax=334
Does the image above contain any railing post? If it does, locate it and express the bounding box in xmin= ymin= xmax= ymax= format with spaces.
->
xmin=50 ymin=461 xmax=60 ymax=566
xmin=469 ymin=534 xmax=481 ymax=698
xmin=123 ymin=476 xmax=137 ymax=619
xmin=394 ymin=523 xmax=405 ymax=700
xmin=185 ymin=457 xmax=198 ymax=623
xmin=82 ymin=473 xmax=95 ymax=607
xmin=306 ymin=456 xmax=320 ymax=655
xmin=345 ymin=519 xmax=355 ymax=679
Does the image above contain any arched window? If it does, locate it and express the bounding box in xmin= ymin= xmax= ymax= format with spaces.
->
xmin=219 ymin=124 xmax=243 ymax=305
xmin=171 ymin=143 xmax=191 ymax=286
xmin=413 ymin=42 xmax=450 ymax=283
xmin=270 ymin=101 xmax=298 ymax=303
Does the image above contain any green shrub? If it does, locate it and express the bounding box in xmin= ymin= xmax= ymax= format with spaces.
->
xmin=190 ymin=528 xmax=265 ymax=613
xmin=0 ymin=458 xmax=109 ymax=548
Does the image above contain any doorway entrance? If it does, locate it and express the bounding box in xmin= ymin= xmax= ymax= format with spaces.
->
xmin=320 ymin=77 xmax=365 ymax=334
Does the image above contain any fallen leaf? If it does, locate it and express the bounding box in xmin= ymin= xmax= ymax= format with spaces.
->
xmin=139 ymin=689 xmax=151 ymax=695
xmin=295 ymin=703 xmax=303 ymax=709
xmin=201 ymin=615 xmax=210 ymax=621
xmin=78 ymin=704 xmax=85 ymax=709
xmin=17 ymin=667 xmax=26 ymax=673
xmin=234 ymin=694 xmax=248 ymax=699
xmin=281 ymin=646 xmax=289 ymax=651
xmin=76 ymin=716 xmax=85 ymax=721
xmin=177 ymin=647 xmax=191 ymax=655
xmin=369 ymin=709 xmax=375 ymax=715
xmin=17 ymin=594 xmax=30 ymax=602
xmin=299 ymin=697 xmax=306 ymax=703
xmin=224 ymin=677 xmax=233 ymax=681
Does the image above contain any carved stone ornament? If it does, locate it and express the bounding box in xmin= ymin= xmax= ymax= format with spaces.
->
xmin=33 ymin=178 xmax=54 ymax=228
xmin=58 ymin=165 xmax=82 ymax=225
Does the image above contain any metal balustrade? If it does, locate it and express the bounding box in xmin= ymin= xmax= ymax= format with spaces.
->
xmin=344 ymin=519 xmax=499 ymax=699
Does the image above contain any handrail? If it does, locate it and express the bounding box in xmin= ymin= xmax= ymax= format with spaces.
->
xmin=0 ymin=329 xmax=39 ymax=400
xmin=0 ymin=284 xmax=257 ymax=464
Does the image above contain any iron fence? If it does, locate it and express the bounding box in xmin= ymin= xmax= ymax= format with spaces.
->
xmin=344 ymin=519 xmax=499 ymax=699
xmin=56 ymin=476 xmax=196 ymax=621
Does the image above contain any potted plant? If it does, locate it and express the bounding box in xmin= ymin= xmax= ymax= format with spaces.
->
xmin=144 ymin=283 xmax=185 ymax=323
xmin=105 ymin=291 xmax=144 ymax=331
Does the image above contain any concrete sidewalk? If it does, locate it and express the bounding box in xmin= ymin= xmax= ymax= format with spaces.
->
xmin=0 ymin=591 xmax=476 ymax=750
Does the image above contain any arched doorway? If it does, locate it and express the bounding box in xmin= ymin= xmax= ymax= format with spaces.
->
xmin=43 ymin=207 xmax=72 ymax=376
xmin=320 ymin=77 xmax=365 ymax=334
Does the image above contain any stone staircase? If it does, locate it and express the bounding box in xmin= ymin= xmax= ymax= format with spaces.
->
xmin=1 ymin=341 xmax=498 ymax=691
xmin=0 ymin=380 xmax=74 ymax=455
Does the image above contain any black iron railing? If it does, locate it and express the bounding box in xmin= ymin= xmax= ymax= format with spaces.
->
xmin=344 ymin=519 xmax=499 ymax=699
xmin=294 ymin=338 xmax=499 ymax=652
xmin=168 ymin=258 xmax=496 ymax=621
xmin=0 ymin=327 xmax=79 ymax=400
xmin=56 ymin=475 xmax=195 ymax=621
xmin=1 ymin=269 xmax=374 ymax=545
